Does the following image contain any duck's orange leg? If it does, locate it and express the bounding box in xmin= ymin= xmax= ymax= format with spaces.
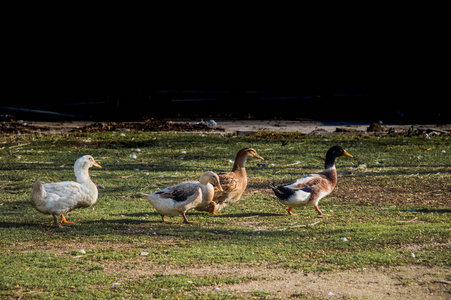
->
xmin=314 ymin=205 xmax=322 ymax=215
xmin=315 ymin=205 xmax=331 ymax=217
xmin=287 ymin=207 xmax=297 ymax=216
xmin=60 ymin=214 xmax=74 ymax=224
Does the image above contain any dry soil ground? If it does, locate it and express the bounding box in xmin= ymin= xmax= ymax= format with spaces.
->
xmin=3 ymin=119 xmax=450 ymax=299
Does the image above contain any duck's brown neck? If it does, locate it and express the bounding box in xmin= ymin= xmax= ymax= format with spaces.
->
xmin=232 ymin=152 xmax=248 ymax=172
xmin=323 ymin=166 xmax=338 ymax=186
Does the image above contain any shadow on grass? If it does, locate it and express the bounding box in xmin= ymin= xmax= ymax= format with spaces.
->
xmin=111 ymin=211 xmax=283 ymax=219
xmin=213 ymin=212 xmax=283 ymax=218
xmin=0 ymin=162 xmax=203 ymax=174
xmin=1 ymin=210 xmax=282 ymax=231
xmin=0 ymin=221 xmax=40 ymax=228
xmin=348 ymin=169 xmax=451 ymax=178
xmin=400 ymin=208 xmax=451 ymax=214
xmin=0 ymin=213 xmax=304 ymax=240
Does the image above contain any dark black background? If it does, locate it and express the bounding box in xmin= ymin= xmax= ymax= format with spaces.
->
xmin=2 ymin=8 xmax=445 ymax=124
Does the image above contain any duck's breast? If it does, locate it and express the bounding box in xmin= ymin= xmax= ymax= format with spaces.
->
xmin=215 ymin=171 xmax=246 ymax=203
xmin=199 ymin=183 xmax=214 ymax=206
xmin=146 ymin=194 xmax=180 ymax=216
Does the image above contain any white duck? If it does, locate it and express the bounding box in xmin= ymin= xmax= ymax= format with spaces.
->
xmin=142 ymin=171 xmax=223 ymax=224
xmin=30 ymin=155 xmax=102 ymax=228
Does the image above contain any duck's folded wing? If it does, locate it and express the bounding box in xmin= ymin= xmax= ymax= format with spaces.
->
xmin=42 ymin=182 xmax=85 ymax=211
xmin=217 ymin=172 xmax=239 ymax=194
xmin=155 ymin=183 xmax=200 ymax=203
xmin=43 ymin=182 xmax=83 ymax=197
xmin=168 ymin=184 xmax=203 ymax=211
xmin=283 ymin=174 xmax=323 ymax=190
xmin=273 ymin=182 xmax=311 ymax=201
xmin=274 ymin=175 xmax=323 ymax=201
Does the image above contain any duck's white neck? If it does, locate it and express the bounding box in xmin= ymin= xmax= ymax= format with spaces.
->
xmin=199 ymin=177 xmax=212 ymax=186
xmin=74 ymin=166 xmax=92 ymax=184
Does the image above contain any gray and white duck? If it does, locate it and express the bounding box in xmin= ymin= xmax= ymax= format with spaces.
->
xmin=142 ymin=171 xmax=223 ymax=224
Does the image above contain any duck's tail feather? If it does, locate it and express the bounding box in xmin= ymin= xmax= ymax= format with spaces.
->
xmin=30 ymin=179 xmax=46 ymax=206
xmin=270 ymin=182 xmax=281 ymax=196
xmin=271 ymin=183 xmax=294 ymax=200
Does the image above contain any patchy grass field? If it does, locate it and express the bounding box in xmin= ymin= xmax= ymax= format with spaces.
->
xmin=0 ymin=131 xmax=450 ymax=299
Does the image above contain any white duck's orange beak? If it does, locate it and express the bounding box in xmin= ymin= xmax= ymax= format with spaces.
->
xmin=93 ymin=162 xmax=102 ymax=168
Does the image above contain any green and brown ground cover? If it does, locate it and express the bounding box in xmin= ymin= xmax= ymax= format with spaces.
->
xmin=0 ymin=130 xmax=449 ymax=299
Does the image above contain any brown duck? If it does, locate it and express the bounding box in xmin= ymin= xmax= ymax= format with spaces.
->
xmin=196 ymin=148 xmax=264 ymax=214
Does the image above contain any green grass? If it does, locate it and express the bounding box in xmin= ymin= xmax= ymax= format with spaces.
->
xmin=0 ymin=131 xmax=450 ymax=299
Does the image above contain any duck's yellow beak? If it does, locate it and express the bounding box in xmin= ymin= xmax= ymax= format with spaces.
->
xmin=343 ymin=150 xmax=353 ymax=158
xmin=93 ymin=162 xmax=102 ymax=168
xmin=253 ymin=153 xmax=264 ymax=160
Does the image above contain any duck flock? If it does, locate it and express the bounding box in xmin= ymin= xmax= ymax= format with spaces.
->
xmin=30 ymin=146 xmax=353 ymax=228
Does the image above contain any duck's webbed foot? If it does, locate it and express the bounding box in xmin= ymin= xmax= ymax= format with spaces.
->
xmin=52 ymin=213 xmax=65 ymax=228
xmin=60 ymin=214 xmax=74 ymax=224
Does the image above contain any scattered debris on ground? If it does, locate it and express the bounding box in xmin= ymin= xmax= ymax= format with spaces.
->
xmin=0 ymin=120 xmax=50 ymax=134
xmin=1 ymin=119 xmax=450 ymax=136
xmin=69 ymin=119 xmax=224 ymax=133
xmin=0 ymin=119 xmax=223 ymax=135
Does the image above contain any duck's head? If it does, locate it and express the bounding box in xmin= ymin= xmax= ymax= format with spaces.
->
xmin=239 ymin=148 xmax=264 ymax=160
xmin=324 ymin=146 xmax=353 ymax=169
xmin=75 ymin=155 xmax=102 ymax=170
xmin=199 ymin=171 xmax=223 ymax=192
xmin=233 ymin=148 xmax=264 ymax=170
xmin=327 ymin=146 xmax=353 ymax=159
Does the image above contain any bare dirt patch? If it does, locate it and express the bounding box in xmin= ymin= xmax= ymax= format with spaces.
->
xmin=15 ymin=237 xmax=449 ymax=299
xmin=100 ymin=260 xmax=450 ymax=299
xmin=333 ymin=176 xmax=451 ymax=207
xmin=207 ymin=264 xmax=450 ymax=299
